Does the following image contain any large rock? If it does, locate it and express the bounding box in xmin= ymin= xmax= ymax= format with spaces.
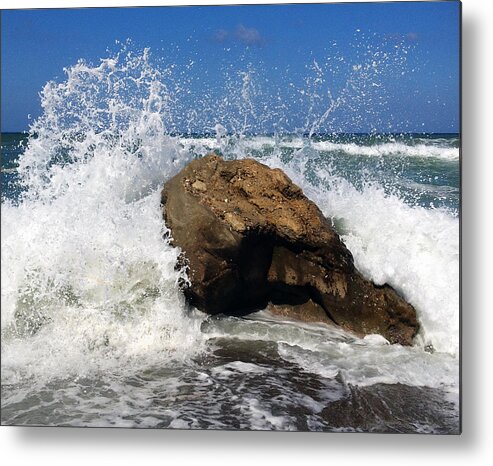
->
xmin=161 ymin=154 xmax=418 ymax=345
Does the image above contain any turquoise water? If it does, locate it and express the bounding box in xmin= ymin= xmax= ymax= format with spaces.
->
xmin=1 ymin=133 xmax=28 ymax=201
xmin=2 ymin=132 xmax=459 ymax=211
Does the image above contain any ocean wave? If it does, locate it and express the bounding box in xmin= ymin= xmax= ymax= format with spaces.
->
xmin=177 ymin=136 xmax=459 ymax=161
xmin=311 ymin=140 xmax=459 ymax=160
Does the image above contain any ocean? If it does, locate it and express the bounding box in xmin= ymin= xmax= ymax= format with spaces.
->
xmin=0 ymin=50 xmax=460 ymax=432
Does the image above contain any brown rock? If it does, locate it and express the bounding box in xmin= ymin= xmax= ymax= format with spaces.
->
xmin=161 ymin=154 xmax=418 ymax=345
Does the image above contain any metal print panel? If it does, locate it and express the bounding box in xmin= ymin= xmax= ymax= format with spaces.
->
xmin=0 ymin=1 xmax=461 ymax=433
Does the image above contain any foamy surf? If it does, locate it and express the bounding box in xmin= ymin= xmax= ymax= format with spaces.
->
xmin=1 ymin=49 xmax=206 ymax=386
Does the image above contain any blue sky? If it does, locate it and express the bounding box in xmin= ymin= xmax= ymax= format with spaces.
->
xmin=1 ymin=1 xmax=460 ymax=133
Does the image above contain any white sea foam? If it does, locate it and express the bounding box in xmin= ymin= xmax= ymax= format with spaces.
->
xmin=311 ymin=140 xmax=459 ymax=160
xmin=176 ymin=136 xmax=458 ymax=161
xmin=202 ymin=312 xmax=458 ymax=398
xmin=326 ymin=190 xmax=459 ymax=355
xmin=1 ymin=50 xmax=206 ymax=385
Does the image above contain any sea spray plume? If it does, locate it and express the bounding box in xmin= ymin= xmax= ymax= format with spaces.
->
xmin=18 ymin=46 xmax=191 ymax=204
xmin=1 ymin=47 xmax=205 ymax=383
xmin=297 ymin=31 xmax=417 ymax=138
xmin=214 ymin=63 xmax=262 ymax=142
xmin=204 ymin=31 xmax=418 ymax=160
